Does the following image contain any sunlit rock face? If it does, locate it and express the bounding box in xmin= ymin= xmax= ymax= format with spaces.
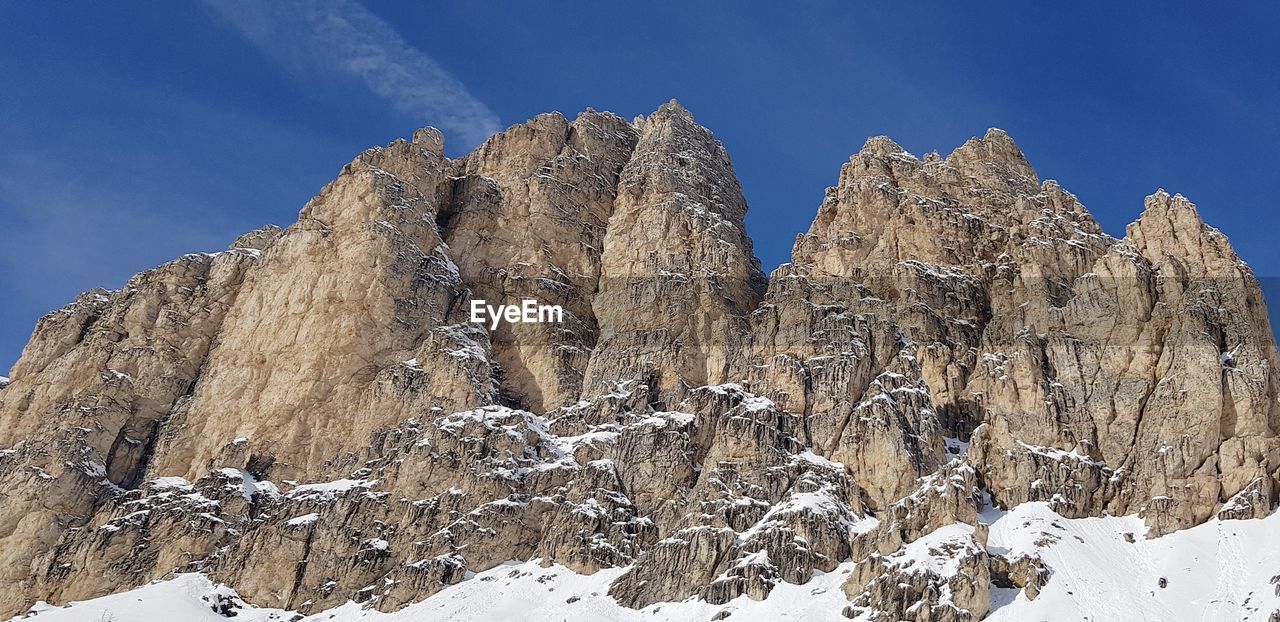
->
xmin=0 ymin=103 xmax=1275 ymax=620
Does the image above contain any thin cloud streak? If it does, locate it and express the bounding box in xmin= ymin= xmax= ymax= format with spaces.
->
xmin=206 ymin=0 xmax=501 ymax=147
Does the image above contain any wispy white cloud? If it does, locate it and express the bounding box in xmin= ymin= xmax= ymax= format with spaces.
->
xmin=206 ymin=0 xmax=501 ymax=147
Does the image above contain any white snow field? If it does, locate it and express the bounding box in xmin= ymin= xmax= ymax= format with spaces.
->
xmin=14 ymin=502 xmax=1280 ymax=622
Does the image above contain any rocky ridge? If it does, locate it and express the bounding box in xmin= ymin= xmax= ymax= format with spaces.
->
xmin=0 ymin=100 xmax=1276 ymax=620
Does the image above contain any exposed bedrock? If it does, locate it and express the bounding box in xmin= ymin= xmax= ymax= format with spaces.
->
xmin=0 ymin=103 xmax=1275 ymax=619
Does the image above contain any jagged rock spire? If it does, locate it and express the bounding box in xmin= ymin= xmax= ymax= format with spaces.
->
xmin=946 ymin=127 xmax=1039 ymax=187
xmin=583 ymin=100 xmax=765 ymax=397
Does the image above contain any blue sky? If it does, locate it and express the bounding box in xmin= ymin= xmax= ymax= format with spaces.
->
xmin=1 ymin=2 xmax=1277 ymax=373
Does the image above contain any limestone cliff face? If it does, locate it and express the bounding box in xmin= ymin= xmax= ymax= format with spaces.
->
xmin=585 ymin=100 xmax=766 ymax=398
xmin=0 ymin=247 xmax=262 ymax=609
xmin=0 ymin=104 xmax=1275 ymax=620
xmin=146 ymin=130 xmax=470 ymax=484
xmin=971 ymin=190 xmax=1280 ymax=535
xmin=442 ymin=109 xmax=639 ymax=411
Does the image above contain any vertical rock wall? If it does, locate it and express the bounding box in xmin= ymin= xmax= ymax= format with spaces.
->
xmin=0 ymin=104 xmax=1275 ymax=620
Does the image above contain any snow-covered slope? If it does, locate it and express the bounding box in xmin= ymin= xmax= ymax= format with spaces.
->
xmin=18 ymin=503 xmax=1279 ymax=622
xmin=983 ymin=504 xmax=1280 ymax=621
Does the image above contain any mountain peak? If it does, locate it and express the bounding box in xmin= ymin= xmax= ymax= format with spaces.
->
xmin=411 ymin=126 xmax=444 ymax=152
xmin=1123 ymin=188 xmax=1245 ymax=272
xmin=1128 ymin=189 xmax=1208 ymax=240
xmin=946 ymin=127 xmax=1038 ymax=187
xmin=0 ymin=106 xmax=1275 ymax=622
xmin=1140 ymin=188 xmax=1201 ymax=218
xmin=656 ymin=97 xmax=690 ymax=114
xmin=859 ymin=135 xmax=915 ymax=159
xmin=646 ymin=98 xmax=697 ymax=127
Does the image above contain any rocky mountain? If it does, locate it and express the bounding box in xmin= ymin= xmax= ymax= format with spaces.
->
xmin=1 ymin=101 xmax=1277 ymax=621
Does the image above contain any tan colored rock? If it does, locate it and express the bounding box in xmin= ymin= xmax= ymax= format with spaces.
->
xmin=584 ymin=100 xmax=766 ymax=399
xmin=148 ymin=131 xmax=469 ymax=483
xmin=0 ymin=248 xmax=261 ymax=614
xmin=972 ymin=191 xmax=1280 ymax=534
xmin=843 ymin=525 xmax=991 ymax=622
xmin=442 ymin=110 xmax=639 ymax=411
xmin=609 ymin=385 xmax=873 ymax=608
xmin=0 ymin=109 xmax=1276 ymax=621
